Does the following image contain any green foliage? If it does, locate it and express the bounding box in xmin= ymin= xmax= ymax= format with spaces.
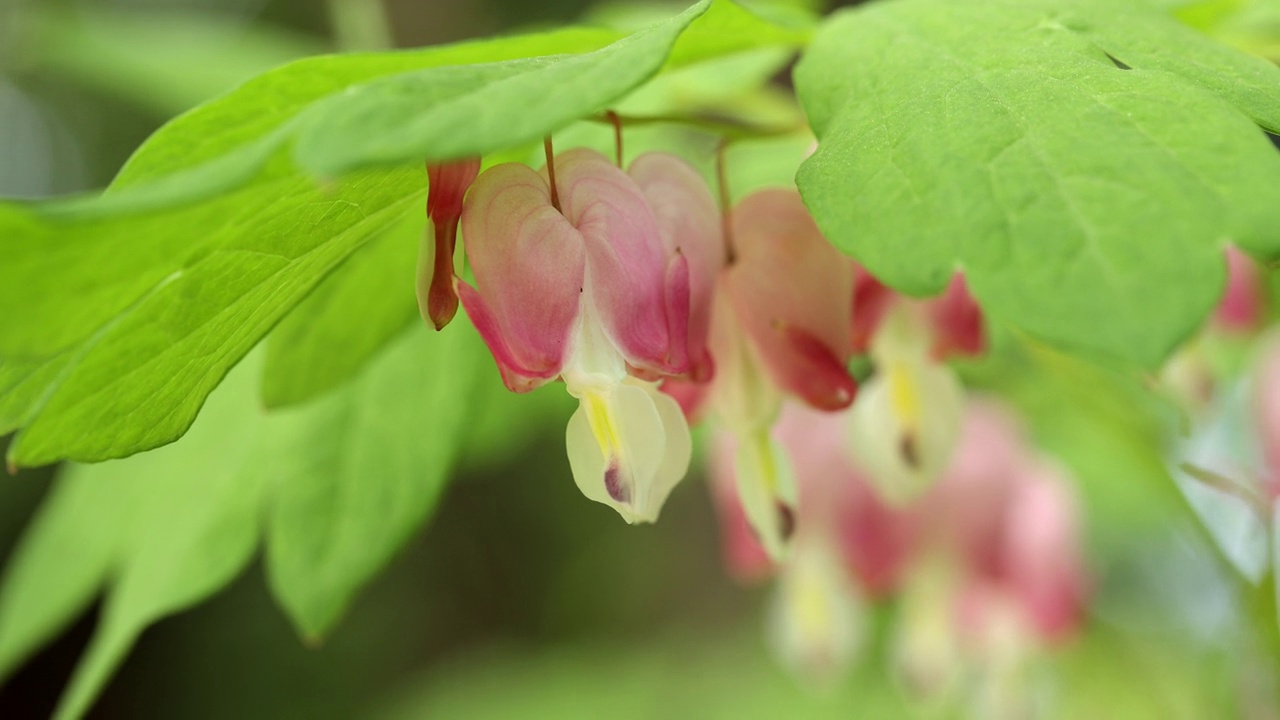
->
xmin=0 ymin=321 xmax=494 ymax=716
xmin=261 ymin=211 xmax=421 ymax=408
xmin=795 ymin=0 xmax=1280 ymax=369
xmin=0 ymin=357 xmax=266 ymax=719
xmin=15 ymin=5 xmax=324 ymax=116
xmin=264 ymin=323 xmax=486 ymax=640
xmin=0 ymin=0 xmax=805 ymax=467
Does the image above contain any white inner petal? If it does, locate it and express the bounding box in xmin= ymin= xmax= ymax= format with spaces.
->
xmin=734 ymin=429 xmax=797 ymax=560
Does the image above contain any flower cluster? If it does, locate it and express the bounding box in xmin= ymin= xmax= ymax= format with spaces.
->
xmin=418 ymin=141 xmax=1090 ymax=708
xmin=710 ymin=400 xmax=1086 ymax=713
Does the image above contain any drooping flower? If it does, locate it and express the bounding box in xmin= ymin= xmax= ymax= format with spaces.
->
xmin=417 ymin=158 xmax=481 ymax=331
xmin=456 ymin=148 xmax=722 ymax=523
xmin=676 ymin=188 xmax=857 ymax=559
xmin=710 ymin=402 xmax=909 ymax=682
xmin=848 ymin=270 xmax=984 ymax=505
xmin=893 ymin=402 xmax=1086 ymax=714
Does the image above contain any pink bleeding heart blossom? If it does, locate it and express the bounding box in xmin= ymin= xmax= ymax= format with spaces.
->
xmin=417 ymin=158 xmax=481 ymax=331
xmin=455 ymin=148 xmax=722 ymax=524
xmin=710 ymin=399 xmax=1087 ymax=697
xmin=848 ymin=268 xmax=985 ymax=505
xmin=673 ymin=188 xmax=857 ymax=560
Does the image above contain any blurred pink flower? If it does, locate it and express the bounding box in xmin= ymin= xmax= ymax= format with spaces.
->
xmin=710 ymin=399 xmax=1088 ymax=695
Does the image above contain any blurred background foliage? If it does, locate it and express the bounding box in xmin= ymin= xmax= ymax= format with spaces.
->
xmin=2 ymin=0 xmax=1280 ymax=717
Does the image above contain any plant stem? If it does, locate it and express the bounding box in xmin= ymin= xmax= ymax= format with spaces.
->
xmin=326 ymin=0 xmax=393 ymax=52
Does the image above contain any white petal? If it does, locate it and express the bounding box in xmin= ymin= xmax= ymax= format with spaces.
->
xmin=734 ymin=429 xmax=797 ymax=560
xmin=892 ymin=561 xmax=963 ymax=701
xmin=565 ymin=382 xmax=682 ymax=524
xmin=767 ymin=540 xmax=865 ymax=685
xmin=643 ymin=382 xmax=693 ymax=522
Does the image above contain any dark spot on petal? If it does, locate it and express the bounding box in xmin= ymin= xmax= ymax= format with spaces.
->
xmin=604 ymin=463 xmax=629 ymax=503
xmin=900 ymin=432 xmax=920 ymax=469
xmin=776 ymin=501 xmax=796 ymax=542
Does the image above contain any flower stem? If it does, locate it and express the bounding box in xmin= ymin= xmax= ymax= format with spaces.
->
xmin=544 ymin=136 xmax=561 ymax=212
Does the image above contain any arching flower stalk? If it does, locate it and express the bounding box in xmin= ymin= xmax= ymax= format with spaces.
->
xmin=848 ymin=269 xmax=985 ymax=505
xmin=671 ymin=188 xmax=857 ymax=560
xmin=455 ymin=146 xmax=723 ymax=523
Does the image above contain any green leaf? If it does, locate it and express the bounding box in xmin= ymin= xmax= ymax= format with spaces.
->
xmin=2 ymin=168 xmax=424 ymax=466
xmin=795 ymin=0 xmax=1280 ymax=368
xmin=0 ymin=355 xmax=267 ymax=719
xmin=0 ymin=323 xmax=499 ymax=712
xmin=260 ymin=210 xmax=421 ymax=408
xmin=263 ymin=323 xmax=487 ymax=640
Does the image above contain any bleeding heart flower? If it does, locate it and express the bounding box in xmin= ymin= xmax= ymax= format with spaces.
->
xmin=456 ymin=148 xmax=721 ymax=523
xmin=675 ymin=189 xmax=857 ymax=558
xmin=848 ymin=269 xmax=982 ymax=505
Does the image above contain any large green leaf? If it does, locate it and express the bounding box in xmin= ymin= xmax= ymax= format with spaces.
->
xmin=0 ymin=355 xmax=267 ymax=719
xmin=264 ymin=323 xmax=487 ymax=640
xmin=1 ymin=167 xmax=423 ymax=466
xmin=0 ymin=322 xmax=501 ymax=714
xmin=1 ymin=0 xmax=811 ymax=467
xmin=795 ymin=0 xmax=1280 ymax=368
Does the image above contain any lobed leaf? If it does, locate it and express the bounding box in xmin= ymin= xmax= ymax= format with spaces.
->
xmin=795 ymin=0 xmax=1280 ymax=368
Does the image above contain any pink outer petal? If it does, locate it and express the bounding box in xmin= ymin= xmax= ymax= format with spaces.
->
xmin=629 ymin=152 xmax=726 ymax=380
xmin=1216 ymin=246 xmax=1264 ymax=332
xmin=459 ymin=162 xmax=584 ymax=390
xmin=921 ymin=402 xmax=1030 ymax=574
xmin=553 ymin=149 xmax=683 ymax=375
xmin=1252 ymin=334 xmax=1280 ymax=498
xmin=659 ymin=376 xmax=713 ymax=423
xmin=1001 ymin=465 xmax=1088 ymax=642
xmin=927 ymin=274 xmax=985 ymax=359
xmin=774 ymin=403 xmax=917 ymax=596
xmin=852 ymin=265 xmax=895 ymax=355
xmin=727 ymin=189 xmax=856 ymax=410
